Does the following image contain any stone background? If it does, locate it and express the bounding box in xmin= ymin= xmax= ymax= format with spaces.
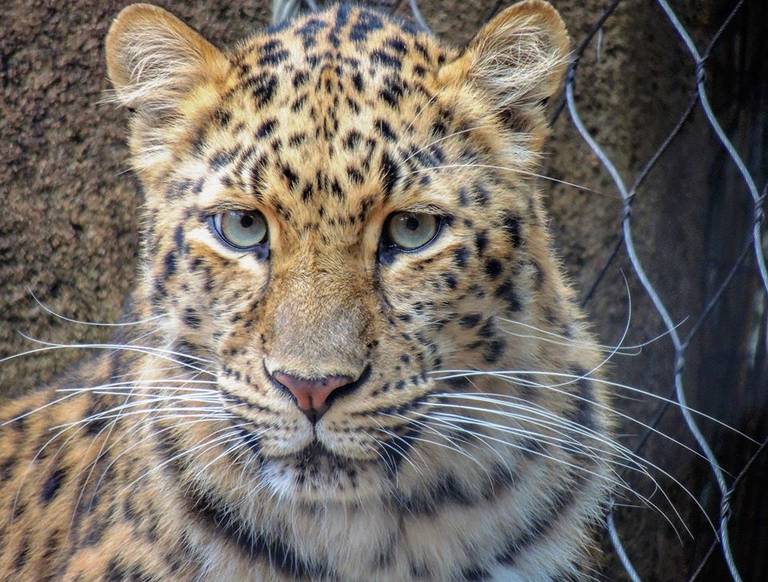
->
xmin=2 ymin=0 xmax=766 ymax=579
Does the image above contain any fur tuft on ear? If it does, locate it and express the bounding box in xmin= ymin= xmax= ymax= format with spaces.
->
xmin=105 ymin=3 xmax=229 ymax=114
xmin=442 ymin=0 xmax=569 ymax=114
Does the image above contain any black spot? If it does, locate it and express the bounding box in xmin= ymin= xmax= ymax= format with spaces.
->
xmin=260 ymin=39 xmax=283 ymax=53
xmin=43 ymin=528 xmax=61 ymax=561
xmin=192 ymin=177 xmax=205 ymax=194
xmin=41 ymin=467 xmax=66 ymax=503
xmin=414 ymin=40 xmax=431 ymax=61
xmin=385 ymin=37 xmax=408 ymax=54
xmin=483 ymin=339 xmax=506 ymax=363
xmin=183 ymin=308 xmax=201 ymax=329
xmin=379 ymin=76 xmax=406 ymax=109
xmin=165 ymin=179 xmax=192 ymax=200
xmin=104 ymin=558 xmax=126 ymax=581
xmin=443 ymin=273 xmax=458 ymax=290
xmin=461 ymin=566 xmax=491 ymax=581
xmin=14 ymin=537 xmax=29 ymax=569
xmin=297 ymin=18 xmax=325 ymax=47
xmin=250 ymin=155 xmax=268 ymax=193
xmin=84 ymin=517 xmax=108 ymax=546
xmin=209 ymin=148 xmax=238 ymax=170
xmin=350 ymin=11 xmax=383 ymax=42
xmin=477 ymin=318 xmax=495 ymax=338
xmin=473 ymin=183 xmax=490 ymax=206
xmin=431 ymin=120 xmax=447 ymax=137
xmin=288 ymin=132 xmax=307 ymax=147
xmin=255 ymin=118 xmax=277 ymax=139
xmin=459 ymin=313 xmax=481 ymax=328
xmin=351 ymin=72 xmax=364 ymax=92
xmin=344 ymin=130 xmax=362 ymax=150
xmin=292 ymin=70 xmax=309 ymax=88
xmin=457 ymin=187 xmax=469 ymax=207
xmin=495 ymin=280 xmax=522 ymax=312
xmin=173 ymin=225 xmax=185 ymax=252
xmin=246 ymin=72 xmax=278 ymax=107
xmin=443 ymin=375 xmax=470 ymax=388
xmin=380 ymin=152 xmax=399 ymax=198
xmin=371 ymin=50 xmax=401 ymax=69
xmin=453 ymin=246 xmax=469 ymax=268
xmin=484 ymin=258 xmax=502 ymax=279
xmin=213 ymin=108 xmax=231 ymax=127
xmin=347 ymin=166 xmax=365 ymax=184
xmin=163 ymin=251 xmax=177 ymax=279
xmin=281 ymin=164 xmax=299 ymax=190
xmin=330 ymin=177 xmax=344 ymax=199
xmin=84 ymin=409 xmax=109 ymax=435
xmin=259 ymin=39 xmax=289 ymax=66
xmin=503 ymin=212 xmax=522 ymax=247
xmin=259 ymin=49 xmax=289 ymax=66
xmin=474 ymin=231 xmax=489 ymax=255
xmin=0 ymin=456 xmax=17 ymax=485
xmin=291 ymin=94 xmax=308 ymax=112
xmin=375 ymin=119 xmax=397 ymax=141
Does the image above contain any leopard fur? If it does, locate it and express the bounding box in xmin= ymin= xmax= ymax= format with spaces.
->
xmin=0 ymin=2 xmax=613 ymax=580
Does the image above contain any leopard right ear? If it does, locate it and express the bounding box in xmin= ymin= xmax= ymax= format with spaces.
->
xmin=105 ymin=3 xmax=229 ymax=115
xmin=438 ymin=0 xmax=569 ymax=124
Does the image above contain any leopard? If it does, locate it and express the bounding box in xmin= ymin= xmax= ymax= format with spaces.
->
xmin=0 ymin=1 xmax=615 ymax=580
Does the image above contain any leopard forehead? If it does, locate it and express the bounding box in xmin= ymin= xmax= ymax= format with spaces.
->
xmin=182 ymin=6 xmax=465 ymax=228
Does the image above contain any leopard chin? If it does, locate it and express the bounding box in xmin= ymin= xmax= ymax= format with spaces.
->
xmin=257 ymin=441 xmax=390 ymax=502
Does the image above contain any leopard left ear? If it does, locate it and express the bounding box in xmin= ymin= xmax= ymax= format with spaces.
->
xmin=439 ymin=0 xmax=569 ymax=114
xmin=105 ymin=3 xmax=229 ymax=116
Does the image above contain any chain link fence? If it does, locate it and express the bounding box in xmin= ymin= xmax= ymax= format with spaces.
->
xmin=553 ymin=1 xmax=766 ymax=579
xmin=276 ymin=1 xmax=767 ymax=579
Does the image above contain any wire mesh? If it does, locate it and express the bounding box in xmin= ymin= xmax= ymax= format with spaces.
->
xmin=275 ymin=0 xmax=768 ymax=579
xmin=554 ymin=1 xmax=767 ymax=579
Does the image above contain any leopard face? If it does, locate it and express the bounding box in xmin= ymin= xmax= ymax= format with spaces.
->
xmin=106 ymin=1 xmax=601 ymax=505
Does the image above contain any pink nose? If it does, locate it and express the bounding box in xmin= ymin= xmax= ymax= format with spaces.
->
xmin=272 ymin=371 xmax=353 ymax=418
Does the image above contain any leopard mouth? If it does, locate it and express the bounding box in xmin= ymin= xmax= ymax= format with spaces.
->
xmin=233 ymin=424 xmax=374 ymax=466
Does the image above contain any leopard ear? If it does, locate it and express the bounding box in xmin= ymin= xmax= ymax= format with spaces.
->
xmin=440 ymin=0 xmax=569 ymax=114
xmin=105 ymin=3 xmax=229 ymax=115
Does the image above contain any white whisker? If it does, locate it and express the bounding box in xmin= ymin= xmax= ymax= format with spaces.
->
xmin=28 ymin=289 xmax=166 ymax=327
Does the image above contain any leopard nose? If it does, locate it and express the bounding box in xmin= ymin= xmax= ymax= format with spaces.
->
xmin=271 ymin=371 xmax=354 ymax=421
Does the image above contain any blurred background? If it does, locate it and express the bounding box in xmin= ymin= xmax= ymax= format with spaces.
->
xmin=1 ymin=0 xmax=766 ymax=579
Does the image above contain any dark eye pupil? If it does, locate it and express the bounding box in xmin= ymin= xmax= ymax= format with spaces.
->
xmin=405 ymin=215 xmax=420 ymax=231
xmin=240 ymin=215 xmax=254 ymax=228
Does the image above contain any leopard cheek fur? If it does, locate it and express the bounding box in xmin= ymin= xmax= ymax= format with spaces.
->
xmin=0 ymin=2 xmax=614 ymax=580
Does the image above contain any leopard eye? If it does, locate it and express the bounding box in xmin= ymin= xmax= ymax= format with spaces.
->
xmin=384 ymin=212 xmax=440 ymax=251
xmin=212 ymin=211 xmax=268 ymax=250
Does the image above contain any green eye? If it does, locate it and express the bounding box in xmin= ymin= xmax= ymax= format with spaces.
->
xmin=212 ymin=211 xmax=268 ymax=249
xmin=384 ymin=212 xmax=440 ymax=251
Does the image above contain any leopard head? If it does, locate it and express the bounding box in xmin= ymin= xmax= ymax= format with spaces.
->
xmin=105 ymin=1 xmax=598 ymax=504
